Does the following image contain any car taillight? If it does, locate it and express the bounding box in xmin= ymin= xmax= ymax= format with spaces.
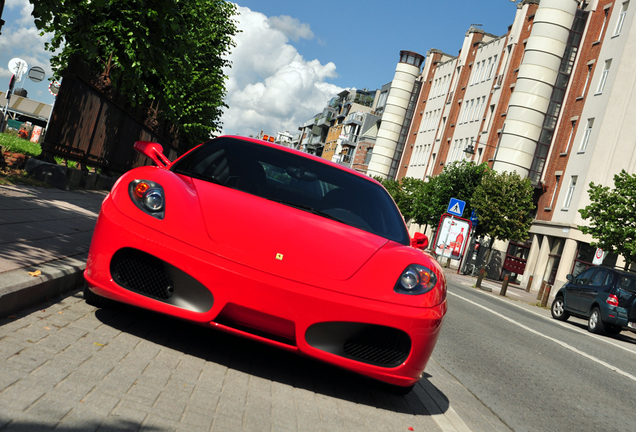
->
xmin=129 ymin=180 xmax=165 ymax=219
xmin=606 ymin=294 xmax=619 ymax=307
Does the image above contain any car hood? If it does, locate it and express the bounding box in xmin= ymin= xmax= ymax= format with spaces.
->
xmin=194 ymin=179 xmax=389 ymax=282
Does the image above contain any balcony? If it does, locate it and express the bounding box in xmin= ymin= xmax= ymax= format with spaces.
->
xmin=344 ymin=112 xmax=364 ymax=126
xmin=333 ymin=153 xmax=352 ymax=168
xmin=338 ymin=131 xmax=358 ymax=147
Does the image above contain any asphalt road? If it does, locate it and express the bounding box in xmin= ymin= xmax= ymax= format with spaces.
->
xmin=434 ymin=280 xmax=636 ymax=432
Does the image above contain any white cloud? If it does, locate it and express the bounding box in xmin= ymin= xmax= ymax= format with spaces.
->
xmin=9 ymin=0 xmax=36 ymax=26
xmin=267 ymin=15 xmax=314 ymax=42
xmin=221 ymin=6 xmax=342 ymax=137
xmin=0 ymin=1 xmax=53 ymax=81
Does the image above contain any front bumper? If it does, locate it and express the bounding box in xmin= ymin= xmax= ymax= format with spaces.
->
xmin=85 ymin=197 xmax=446 ymax=387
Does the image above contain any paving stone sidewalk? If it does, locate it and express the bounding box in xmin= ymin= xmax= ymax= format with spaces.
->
xmin=0 ymin=184 xmax=107 ymax=317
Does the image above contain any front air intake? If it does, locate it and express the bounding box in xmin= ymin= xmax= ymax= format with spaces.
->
xmin=111 ymin=248 xmax=174 ymax=300
xmin=343 ymin=326 xmax=411 ymax=368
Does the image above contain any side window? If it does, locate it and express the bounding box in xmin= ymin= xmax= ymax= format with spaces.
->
xmin=575 ymin=268 xmax=596 ymax=285
xmin=590 ymin=269 xmax=608 ymax=287
xmin=603 ymin=272 xmax=615 ymax=287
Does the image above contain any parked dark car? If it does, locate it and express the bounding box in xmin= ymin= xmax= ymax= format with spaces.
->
xmin=551 ymin=266 xmax=636 ymax=335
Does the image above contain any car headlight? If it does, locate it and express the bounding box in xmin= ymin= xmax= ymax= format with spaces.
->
xmin=394 ymin=264 xmax=437 ymax=295
xmin=129 ymin=180 xmax=165 ymax=219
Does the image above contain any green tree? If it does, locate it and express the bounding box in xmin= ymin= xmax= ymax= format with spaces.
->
xmin=416 ymin=160 xmax=488 ymax=228
xmin=578 ymin=170 xmax=636 ymax=270
xmin=30 ymin=0 xmax=238 ymax=147
xmin=471 ymin=169 xmax=535 ymax=262
xmin=377 ymin=161 xmax=487 ymax=231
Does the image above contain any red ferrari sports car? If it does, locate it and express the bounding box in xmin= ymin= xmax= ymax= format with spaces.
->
xmin=84 ymin=135 xmax=447 ymax=393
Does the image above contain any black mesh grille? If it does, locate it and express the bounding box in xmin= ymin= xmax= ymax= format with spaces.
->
xmin=343 ymin=326 xmax=411 ymax=368
xmin=111 ymin=248 xmax=174 ymax=300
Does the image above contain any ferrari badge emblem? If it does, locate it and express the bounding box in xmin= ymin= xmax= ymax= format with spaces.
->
xmin=275 ymin=253 xmax=284 ymax=260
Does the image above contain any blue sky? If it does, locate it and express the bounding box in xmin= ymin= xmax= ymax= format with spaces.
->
xmin=1 ymin=0 xmax=518 ymax=137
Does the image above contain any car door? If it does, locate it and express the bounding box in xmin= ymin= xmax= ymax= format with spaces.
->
xmin=579 ymin=268 xmax=609 ymax=314
xmin=566 ymin=268 xmax=596 ymax=312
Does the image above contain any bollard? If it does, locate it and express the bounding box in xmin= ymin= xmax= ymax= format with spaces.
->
xmin=525 ymin=275 xmax=533 ymax=293
xmin=541 ymin=284 xmax=552 ymax=307
xmin=500 ymin=275 xmax=509 ymax=296
xmin=475 ymin=268 xmax=485 ymax=289
xmin=537 ymin=281 xmax=546 ymax=300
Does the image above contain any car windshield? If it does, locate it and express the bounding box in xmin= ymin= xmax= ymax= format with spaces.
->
xmin=172 ymin=137 xmax=410 ymax=245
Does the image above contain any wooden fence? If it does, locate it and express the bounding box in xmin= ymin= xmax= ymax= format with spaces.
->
xmin=41 ymin=73 xmax=180 ymax=174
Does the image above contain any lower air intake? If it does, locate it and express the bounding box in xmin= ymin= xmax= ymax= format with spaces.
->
xmin=111 ymin=248 xmax=174 ymax=300
xmin=343 ymin=325 xmax=411 ymax=368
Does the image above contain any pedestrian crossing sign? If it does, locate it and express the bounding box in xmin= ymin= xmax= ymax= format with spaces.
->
xmin=447 ymin=198 xmax=465 ymax=217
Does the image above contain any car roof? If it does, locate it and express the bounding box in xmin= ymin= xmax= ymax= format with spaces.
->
xmin=594 ymin=266 xmax=636 ymax=277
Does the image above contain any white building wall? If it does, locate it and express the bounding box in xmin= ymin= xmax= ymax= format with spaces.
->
xmin=555 ymin=0 xmax=636 ymax=226
xmin=405 ymin=56 xmax=457 ymax=179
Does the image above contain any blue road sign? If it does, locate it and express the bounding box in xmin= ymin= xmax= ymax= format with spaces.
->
xmin=447 ymin=198 xmax=466 ymax=217
xmin=470 ymin=209 xmax=478 ymax=225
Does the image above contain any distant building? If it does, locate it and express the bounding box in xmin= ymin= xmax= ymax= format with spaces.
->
xmin=297 ymin=88 xmax=379 ymax=160
xmin=389 ymin=0 xmax=636 ymax=295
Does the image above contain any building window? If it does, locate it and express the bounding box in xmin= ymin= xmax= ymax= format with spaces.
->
xmin=563 ymin=175 xmax=578 ymax=210
xmin=581 ymin=65 xmax=592 ymax=97
xmin=479 ymin=60 xmax=487 ymax=82
xmin=488 ymin=55 xmax=498 ymax=80
xmin=579 ymin=118 xmax=594 ymax=152
xmin=614 ymin=1 xmax=629 ymax=36
xmin=466 ymin=99 xmax=475 ymax=123
xmin=548 ymin=175 xmax=561 ymax=209
xmin=596 ymin=59 xmax=612 ymax=94
xmin=598 ymin=9 xmax=609 ymax=42
xmin=564 ymin=121 xmax=576 ymax=154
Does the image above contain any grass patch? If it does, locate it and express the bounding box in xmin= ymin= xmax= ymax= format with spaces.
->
xmin=0 ymin=133 xmax=42 ymax=157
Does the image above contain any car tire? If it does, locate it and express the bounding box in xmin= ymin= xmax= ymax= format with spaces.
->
xmin=551 ymin=296 xmax=569 ymax=321
xmin=83 ymin=283 xmax=112 ymax=309
xmin=587 ymin=307 xmax=606 ymax=335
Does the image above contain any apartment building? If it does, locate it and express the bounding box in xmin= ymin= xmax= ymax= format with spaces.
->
xmin=386 ymin=0 xmax=636 ymax=294
xmin=297 ymin=88 xmax=377 ymax=157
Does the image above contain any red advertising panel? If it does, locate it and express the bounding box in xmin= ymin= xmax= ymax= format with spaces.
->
xmin=433 ymin=213 xmax=472 ymax=260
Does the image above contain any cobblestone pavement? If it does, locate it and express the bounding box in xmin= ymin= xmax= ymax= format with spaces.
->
xmin=0 ymin=290 xmax=453 ymax=432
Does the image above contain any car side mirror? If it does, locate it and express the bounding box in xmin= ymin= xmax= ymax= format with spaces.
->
xmin=134 ymin=141 xmax=171 ymax=168
xmin=566 ymin=274 xmax=573 ymax=282
xmin=411 ymin=232 xmax=429 ymax=250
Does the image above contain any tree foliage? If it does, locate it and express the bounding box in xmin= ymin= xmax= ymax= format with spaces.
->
xmin=377 ymin=161 xmax=487 ymax=228
xmin=422 ymin=160 xmax=488 ymax=227
xmin=471 ymin=169 xmax=535 ymax=243
xmin=578 ymin=170 xmax=636 ymax=270
xmin=30 ymin=0 xmax=239 ymax=148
